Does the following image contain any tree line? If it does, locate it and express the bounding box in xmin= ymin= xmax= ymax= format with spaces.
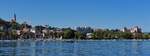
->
xmin=0 ymin=18 xmax=150 ymax=40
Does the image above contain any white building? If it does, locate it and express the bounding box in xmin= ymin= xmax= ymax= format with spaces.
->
xmin=130 ymin=26 xmax=142 ymax=33
xmin=16 ymin=30 xmax=21 ymax=35
xmin=120 ymin=26 xmax=142 ymax=33
xmin=30 ymin=28 xmax=36 ymax=33
xmin=120 ymin=27 xmax=129 ymax=32
xmin=86 ymin=33 xmax=93 ymax=38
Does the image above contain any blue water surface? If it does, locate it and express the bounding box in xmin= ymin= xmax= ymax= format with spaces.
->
xmin=0 ymin=40 xmax=150 ymax=56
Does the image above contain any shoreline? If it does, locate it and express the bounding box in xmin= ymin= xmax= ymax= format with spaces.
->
xmin=0 ymin=39 xmax=150 ymax=42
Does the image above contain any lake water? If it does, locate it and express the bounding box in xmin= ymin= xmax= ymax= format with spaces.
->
xmin=0 ymin=40 xmax=150 ymax=56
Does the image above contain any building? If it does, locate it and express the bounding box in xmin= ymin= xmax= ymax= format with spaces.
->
xmin=30 ymin=28 xmax=36 ymax=33
xmin=0 ymin=18 xmax=10 ymax=32
xmin=11 ymin=14 xmax=17 ymax=23
xmin=120 ymin=26 xmax=142 ymax=39
xmin=120 ymin=26 xmax=142 ymax=33
xmin=76 ymin=26 xmax=93 ymax=34
xmin=121 ymin=27 xmax=130 ymax=32
xmin=86 ymin=33 xmax=93 ymax=39
xmin=130 ymin=26 xmax=142 ymax=33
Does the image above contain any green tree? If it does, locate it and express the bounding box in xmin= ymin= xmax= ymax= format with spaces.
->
xmin=142 ymin=34 xmax=150 ymax=39
xmin=11 ymin=22 xmax=20 ymax=30
xmin=63 ymin=29 xmax=75 ymax=39
xmin=116 ymin=32 xmax=132 ymax=39
xmin=75 ymin=31 xmax=85 ymax=39
xmin=92 ymin=29 xmax=104 ymax=39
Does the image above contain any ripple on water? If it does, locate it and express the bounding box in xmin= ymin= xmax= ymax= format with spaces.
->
xmin=0 ymin=40 xmax=150 ymax=56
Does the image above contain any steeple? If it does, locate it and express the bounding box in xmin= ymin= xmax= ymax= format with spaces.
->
xmin=14 ymin=13 xmax=16 ymax=21
xmin=11 ymin=13 xmax=17 ymax=23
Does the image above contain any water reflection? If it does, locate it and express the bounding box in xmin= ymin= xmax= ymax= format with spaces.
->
xmin=0 ymin=40 xmax=149 ymax=56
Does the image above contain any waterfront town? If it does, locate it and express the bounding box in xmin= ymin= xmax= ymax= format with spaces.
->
xmin=0 ymin=14 xmax=149 ymax=40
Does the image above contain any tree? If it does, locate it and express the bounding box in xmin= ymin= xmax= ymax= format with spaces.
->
xmin=76 ymin=27 xmax=93 ymax=34
xmin=63 ymin=29 xmax=75 ymax=39
xmin=92 ymin=29 xmax=104 ymax=39
xmin=74 ymin=31 xmax=85 ymax=39
xmin=10 ymin=30 xmax=18 ymax=39
xmin=116 ymin=32 xmax=132 ymax=39
xmin=142 ymin=34 xmax=150 ymax=39
xmin=132 ymin=33 xmax=142 ymax=39
xmin=11 ymin=22 xmax=20 ymax=30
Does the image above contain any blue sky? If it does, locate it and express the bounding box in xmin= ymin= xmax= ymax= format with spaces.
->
xmin=0 ymin=0 xmax=150 ymax=32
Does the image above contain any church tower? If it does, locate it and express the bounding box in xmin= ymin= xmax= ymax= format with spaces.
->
xmin=14 ymin=13 xmax=16 ymax=21
xmin=11 ymin=13 xmax=16 ymax=23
